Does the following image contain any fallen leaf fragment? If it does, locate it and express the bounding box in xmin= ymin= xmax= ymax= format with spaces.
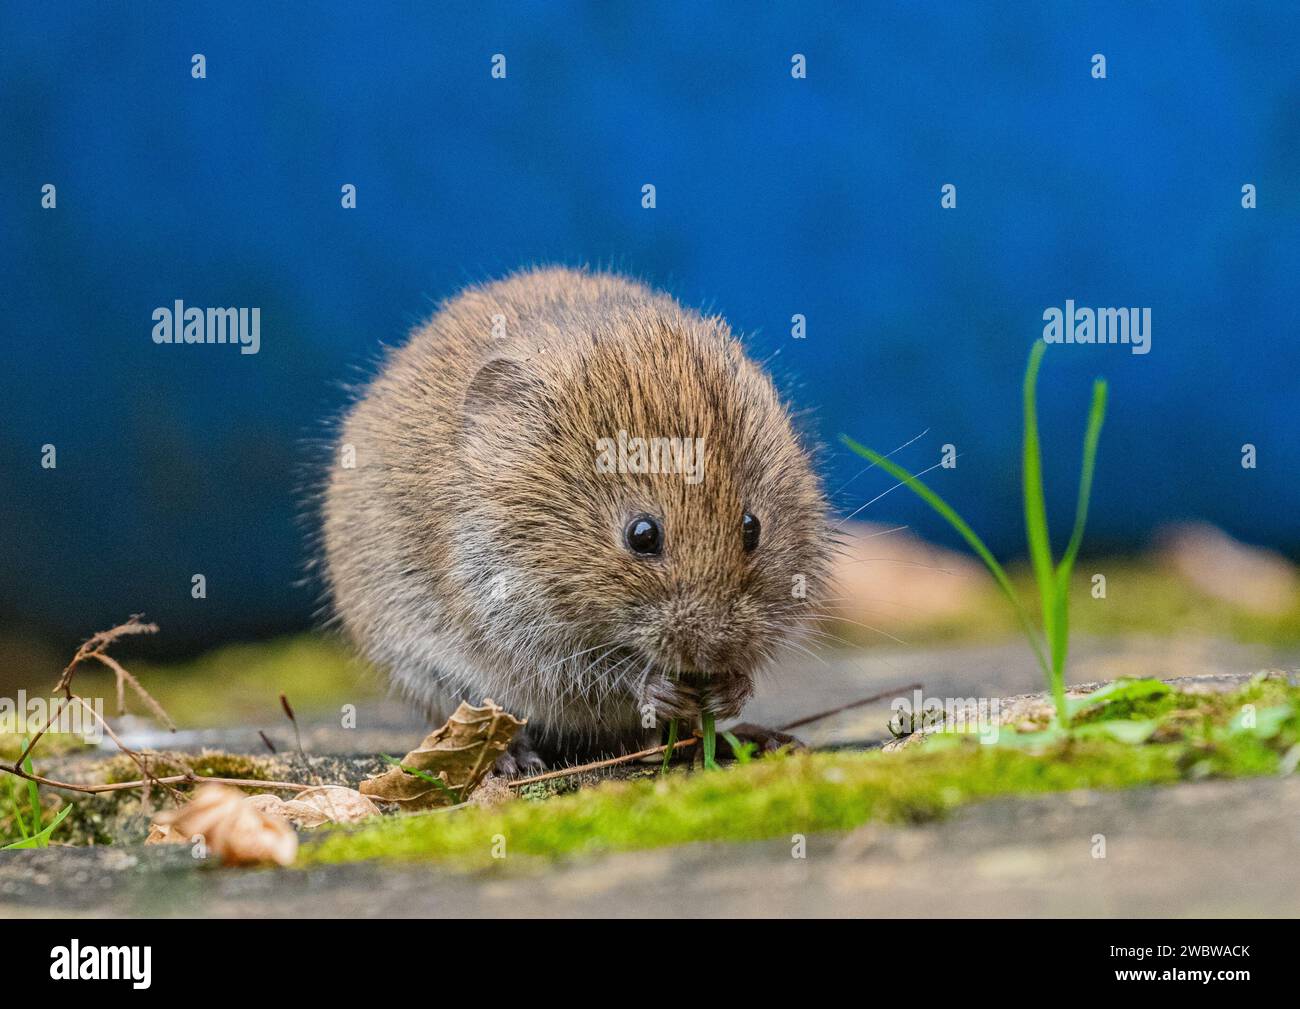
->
xmin=247 ymin=785 xmax=380 ymax=828
xmin=360 ymin=698 xmax=525 ymax=809
xmin=145 ymin=821 xmax=187 ymax=845
xmin=147 ymin=783 xmax=297 ymax=866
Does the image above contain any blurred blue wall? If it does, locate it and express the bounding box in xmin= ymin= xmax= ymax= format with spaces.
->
xmin=1 ymin=2 xmax=1297 ymax=649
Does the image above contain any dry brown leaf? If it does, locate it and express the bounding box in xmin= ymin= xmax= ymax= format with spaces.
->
xmin=360 ymin=698 xmax=525 ymax=809
xmin=148 ymin=783 xmax=297 ymax=866
xmin=247 ymin=785 xmax=380 ymax=828
xmin=145 ymin=821 xmax=187 ymax=845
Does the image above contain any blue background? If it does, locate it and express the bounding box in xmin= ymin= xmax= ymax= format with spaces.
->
xmin=1 ymin=2 xmax=1297 ymax=651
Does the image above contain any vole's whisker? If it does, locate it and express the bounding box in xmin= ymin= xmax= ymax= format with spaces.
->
xmin=517 ymin=642 xmax=614 ymax=696
xmin=804 ymin=596 xmax=931 ymax=614
xmin=835 ymin=555 xmax=960 ymax=574
xmin=770 ymin=594 xmax=855 ymax=607
xmin=591 ymin=652 xmax=636 ymax=709
xmin=793 ymin=612 xmax=909 ymax=646
xmin=776 ymin=624 xmax=862 ymax=652
xmin=772 ymin=637 xmax=829 ymax=667
xmin=829 ymin=428 xmax=930 ymax=499
xmin=855 ymin=523 xmax=911 ymax=541
xmin=836 ymin=456 xmax=948 ymax=528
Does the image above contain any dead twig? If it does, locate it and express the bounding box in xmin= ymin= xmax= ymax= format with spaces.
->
xmin=507 ymin=736 xmax=699 ymax=788
xmin=68 ymin=694 xmax=183 ymax=806
xmin=89 ymin=651 xmax=175 ymax=731
xmin=280 ymin=693 xmax=304 ymax=757
xmin=13 ymin=696 xmax=68 ymax=769
xmin=55 ymin=614 xmax=159 ymax=694
xmin=777 ymin=682 xmax=922 ymax=732
xmin=505 ymin=681 xmax=923 ymax=789
xmin=0 ymin=618 xmax=365 ymax=831
xmin=17 ymin=616 xmax=172 ymax=766
xmin=2 ymin=616 xmax=185 ymax=808
xmin=0 ymin=762 xmax=315 ymax=795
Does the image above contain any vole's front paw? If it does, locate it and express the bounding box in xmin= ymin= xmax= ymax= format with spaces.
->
xmin=700 ymin=674 xmax=754 ymax=721
xmin=639 ymin=674 xmax=700 ymax=722
xmin=493 ymin=729 xmax=548 ymax=778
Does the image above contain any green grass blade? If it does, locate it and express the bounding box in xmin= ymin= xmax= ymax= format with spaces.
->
xmin=7 ymin=774 xmax=30 ymax=840
xmin=1048 ymin=377 xmax=1108 ymax=709
xmin=1057 ymin=378 xmax=1108 ymax=577
xmin=1021 ymin=341 xmax=1057 ymax=655
xmin=840 ymin=435 xmax=1051 ymax=680
xmin=1 ymin=802 xmax=71 ymax=850
xmin=660 ymin=719 xmax=679 ymax=772
xmin=844 ymin=345 xmax=1105 ymax=733
xmin=21 ymin=742 xmax=41 ymax=836
xmin=701 ymin=712 xmax=718 ymax=770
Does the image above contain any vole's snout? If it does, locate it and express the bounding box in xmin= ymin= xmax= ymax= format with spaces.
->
xmin=646 ymin=591 xmax=762 ymax=678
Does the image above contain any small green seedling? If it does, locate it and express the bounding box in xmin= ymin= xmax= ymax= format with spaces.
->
xmin=722 ymin=731 xmax=757 ymax=764
xmin=660 ymin=719 xmax=680 ymax=772
xmin=661 ymin=714 xmax=722 ymax=771
xmin=843 ymin=341 xmax=1107 ymax=729
xmin=2 ymin=804 xmax=73 ymax=850
xmin=2 ymin=739 xmax=73 ymax=850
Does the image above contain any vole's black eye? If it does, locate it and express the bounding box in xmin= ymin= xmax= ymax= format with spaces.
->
xmin=624 ymin=515 xmax=663 ymax=556
xmin=742 ymin=511 xmax=761 ymax=552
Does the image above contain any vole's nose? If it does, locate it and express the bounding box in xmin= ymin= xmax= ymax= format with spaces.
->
xmin=657 ymin=594 xmax=739 ymax=671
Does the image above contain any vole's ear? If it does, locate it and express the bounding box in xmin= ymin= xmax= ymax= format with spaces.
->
xmin=463 ymin=357 xmax=545 ymax=426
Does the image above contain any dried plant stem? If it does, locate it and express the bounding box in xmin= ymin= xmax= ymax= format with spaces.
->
xmin=90 ymin=651 xmax=175 ymax=730
xmin=506 ymin=680 xmax=923 ymax=789
xmin=0 ymin=617 xmax=187 ymax=808
xmin=3 ymin=617 xmax=925 ymax=811
xmin=507 ymin=736 xmax=699 ymax=788
xmin=776 ymin=682 xmax=922 ymax=732
xmin=13 ymin=696 xmax=68 ymax=769
xmin=69 ymin=694 xmax=167 ymax=803
xmin=0 ymin=762 xmax=314 ymax=795
xmin=55 ymin=615 xmax=159 ymax=694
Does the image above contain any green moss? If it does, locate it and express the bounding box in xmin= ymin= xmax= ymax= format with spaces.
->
xmin=1072 ymin=673 xmax=1294 ymax=728
xmin=102 ymin=749 xmax=274 ymax=785
xmin=300 ymin=744 xmax=1172 ymax=869
xmin=301 ymin=680 xmax=1300 ymax=870
xmin=2 ymin=749 xmax=285 ymax=847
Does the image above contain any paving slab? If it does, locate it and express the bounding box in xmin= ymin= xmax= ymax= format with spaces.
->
xmin=2 ymin=775 xmax=1296 ymax=917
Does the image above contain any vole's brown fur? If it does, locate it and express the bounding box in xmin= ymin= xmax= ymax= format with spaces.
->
xmin=323 ymin=267 xmax=829 ymax=771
